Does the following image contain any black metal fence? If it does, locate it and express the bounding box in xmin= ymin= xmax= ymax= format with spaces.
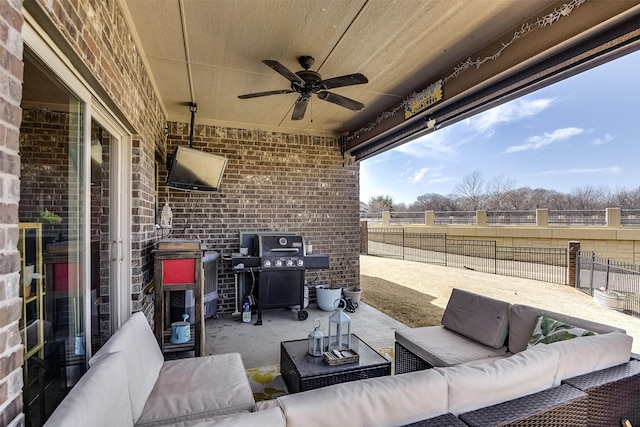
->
xmin=576 ymin=251 xmax=640 ymax=318
xmin=367 ymin=228 xmax=567 ymax=284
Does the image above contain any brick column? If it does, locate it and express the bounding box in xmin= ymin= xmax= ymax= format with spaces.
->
xmin=568 ymin=241 xmax=580 ymax=286
xmin=0 ymin=1 xmax=26 ymax=425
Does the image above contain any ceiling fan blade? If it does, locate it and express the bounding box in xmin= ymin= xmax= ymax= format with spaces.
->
xmin=238 ymin=89 xmax=294 ymax=99
xmin=263 ymin=60 xmax=305 ymax=83
xmin=291 ymin=95 xmax=310 ymax=120
xmin=317 ymin=91 xmax=364 ymax=111
xmin=320 ymin=73 xmax=368 ymax=90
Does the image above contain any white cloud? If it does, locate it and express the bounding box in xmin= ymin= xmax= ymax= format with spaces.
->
xmin=592 ymin=133 xmax=613 ymax=146
xmin=465 ymin=97 xmax=555 ymax=134
xmin=400 ymin=164 xmax=447 ymax=185
xmin=526 ymin=166 xmax=622 ymax=177
xmin=395 ymin=128 xmax=457 ymax=160
xmin=505 ymin=127 xmax=583 ymax=153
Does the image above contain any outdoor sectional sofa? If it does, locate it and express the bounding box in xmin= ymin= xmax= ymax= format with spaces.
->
xmin=45 ymin=290 xmax=640 ymax=427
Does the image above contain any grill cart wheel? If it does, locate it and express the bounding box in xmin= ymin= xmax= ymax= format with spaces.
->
xmin=298 ymin=310 xmax=308 ymax=321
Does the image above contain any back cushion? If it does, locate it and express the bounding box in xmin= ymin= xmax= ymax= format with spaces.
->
xmin=277 ymin=370 xmax=448 ymax=427
xmin=45 ymin=352 xmax=133 ymax=427
xmin=441 ymin=288 xmax=510 ymax=349
xmin=89 ymin=311 xmax=164 ymax=422
xmin=509 ymin=304 xmax=626 ymax=353
xmin=435 ymin=344 xmax=559 ymax=416
xmin=550 ymin=332 xmax=632 ymax=384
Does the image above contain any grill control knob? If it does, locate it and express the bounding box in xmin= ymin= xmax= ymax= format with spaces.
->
xmin=275 ymin=260 xmax=283 ymax=267
xmin=297 ymin=259 xmax=304 ymax=267
xmin=286 ymin=260 xmax=293 ymax=267
xmin=263 ymin=260 xmax=271 ymax=268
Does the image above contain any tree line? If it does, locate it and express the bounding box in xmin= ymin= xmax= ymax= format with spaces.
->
xmin=362 ymin=170 xmax=640 ymax=212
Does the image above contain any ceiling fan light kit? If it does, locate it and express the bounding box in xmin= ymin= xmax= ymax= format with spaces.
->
xmin=239 ymin=56 xmax=368 ymax=120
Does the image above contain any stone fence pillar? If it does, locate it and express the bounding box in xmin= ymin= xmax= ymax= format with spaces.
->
xmin=568 ymin=241 xmax=580 ymax=286
xmin=606 ymin=207 xmax=621 ymax=228
xmin=425 ymin=210 xmax=435 ymax=226
xmin=536 ymin=209 xmax=549 ymax=227
xmin=382 ymin=211 xmax=391 ymax=226
xmin=476 ymin=210 xmax=487 ymax=226
xmin=359 ymin=221 xmax=368 ymax=254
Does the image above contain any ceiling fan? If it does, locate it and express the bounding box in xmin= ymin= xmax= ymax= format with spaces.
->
xmin=238 ymin=55 xmax=368 ymax=120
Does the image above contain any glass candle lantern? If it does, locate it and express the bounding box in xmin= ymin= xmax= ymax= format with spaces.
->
xmin=308 ymin=319 xmax=324 ymax=356
xmin=328 ymin=299 xmax=352 ymax=351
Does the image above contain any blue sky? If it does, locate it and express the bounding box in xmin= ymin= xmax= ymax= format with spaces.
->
xmin=360 ymin=50 xmax=640 ymax=205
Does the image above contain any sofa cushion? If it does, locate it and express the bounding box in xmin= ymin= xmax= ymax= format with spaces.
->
xmin=434 ymin=344 xmax=559 ymax=416
xmin=396 ymin=326 xmax=509 ymax=367
xmin=45 ymin=352 xmax=134 ymax=427
xmin=90 ymin=312 xmax=165 ymax=422
xmin=275 ymin=369 xmax=448 ymax=427
xmin=136 ymin=352 xmax=255 ymax=426
xmin=164 ymin=407 xmax=286 ymax=427
xmin=441 ymin=288 xmax=510 ymax=349
xmin=550 ymin=332 xmax=632 ymax=385
xmin=509 ymin=304 xmax=626 ymax=353
xmin=527 ymin=315 xmax=596 ymax=347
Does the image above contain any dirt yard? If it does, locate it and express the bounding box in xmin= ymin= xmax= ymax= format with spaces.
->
xmin=360 ymin=254 xmax=640 ymax=353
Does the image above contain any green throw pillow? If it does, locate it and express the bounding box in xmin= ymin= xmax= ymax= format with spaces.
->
xmin=527 ymin=315 xmax=597 ymax=348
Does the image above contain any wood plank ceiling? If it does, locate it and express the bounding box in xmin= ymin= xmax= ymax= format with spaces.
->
xmin=121 ymin=0 xmax=640 ymax=159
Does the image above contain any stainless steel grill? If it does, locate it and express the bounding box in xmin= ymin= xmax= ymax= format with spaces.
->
xmin=254 ymin=233 xmax=307 ymax=325
xmin=231 ymin=232 xmax=329 ymax=325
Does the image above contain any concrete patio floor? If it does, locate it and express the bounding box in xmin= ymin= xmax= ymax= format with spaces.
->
xmin=205 ymin=302 xmax=405 ymax=369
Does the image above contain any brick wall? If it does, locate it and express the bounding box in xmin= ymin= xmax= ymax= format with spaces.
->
xmin=0 ymin=0 xmax=25 ymax=425
xmin=161 ymin=122 xmax=361 ymax=313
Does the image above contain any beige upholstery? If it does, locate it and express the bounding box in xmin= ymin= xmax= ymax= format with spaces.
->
xmin=442 ymin=288 xmax=510 ymax=349
xmin=508 ymin=304 xmax=626 ymax=353
xmin=275 ymin=370 xmax=448 ymax=427
xmin=547 ymin=332 xmax=632 ymax=385
xmin=90 ymin=312 xmax=164 ymax=421
xmin=45 ymin=352 xmax=134 ymax=427
xmin=88 ymin=312 xmax=254 ymax=426
xmin=396 ymin=325 xmax=509 ymax=367
xmin=435 ymin=344 xmax=559 ymax=416
xmin=137 ymin=353 xmax=255 ymax=426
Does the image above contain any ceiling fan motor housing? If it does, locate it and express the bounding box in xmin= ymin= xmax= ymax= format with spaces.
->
xmin=293 ymin=70 xmax=323 ymax=93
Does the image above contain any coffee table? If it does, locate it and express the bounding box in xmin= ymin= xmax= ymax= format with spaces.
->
xmin=280 ymin=334 xmax=391 ymax=393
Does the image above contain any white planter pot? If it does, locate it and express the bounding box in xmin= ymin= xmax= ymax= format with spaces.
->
xmin=593 ymin=289 xmax=626 ymax=311
xmin=316 ymin=286 xmax=342 ymax=311
xmin=343 ymin=289 xmax=362 ymax=304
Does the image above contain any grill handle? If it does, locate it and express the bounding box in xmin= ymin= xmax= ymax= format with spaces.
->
xmin=268 ymin=248 xmax=300 ymax=253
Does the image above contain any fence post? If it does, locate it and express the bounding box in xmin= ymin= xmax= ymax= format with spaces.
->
xmin=568 ymin=241 xmax=580 ymax=286
xmin=606 ymin=207 xmax=621 ymax=228
xmin=360 ymin=221 xmax=368 ymax=255
xmin=536 ymin=209 xmax=549 ymax=227
xmin=382 ymin=211 xmax=391 ymax=226
xmin=477 ymin=210 xmax=487 ymax=226
xmin=425 ymin=210 xmax=435 ymax=226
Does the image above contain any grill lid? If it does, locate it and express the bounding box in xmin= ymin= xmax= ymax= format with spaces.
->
xmin=257 ymin=233 xmax=304 ymax=257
